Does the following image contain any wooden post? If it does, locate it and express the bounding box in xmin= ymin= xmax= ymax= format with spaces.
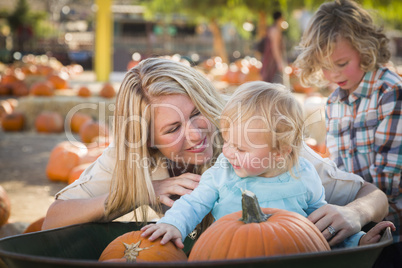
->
xmin=95 ymin=0 xmax=113 ymax=82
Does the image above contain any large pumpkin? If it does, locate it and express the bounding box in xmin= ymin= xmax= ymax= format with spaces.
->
xmin=99 ymin=231 xmax=187 ymax=263
xmin=46 ymin=141 xmax=88 ymax=182
xmin=188 ymin=190 xmax=330 ymax=261
xmin=0 ymin=186 xmax=11 ymax=226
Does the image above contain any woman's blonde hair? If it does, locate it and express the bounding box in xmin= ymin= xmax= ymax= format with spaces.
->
xmin=106 ymin=57 xmax=224 ymax=221
xmin=220 ymin=81 xmax=305 ymax=174
xmin=295 ymin=0 xmax=390 ymax=87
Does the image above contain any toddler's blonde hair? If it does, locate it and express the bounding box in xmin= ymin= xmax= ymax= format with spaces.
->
xmin=220 ymin=81 xmax=304 ymax=173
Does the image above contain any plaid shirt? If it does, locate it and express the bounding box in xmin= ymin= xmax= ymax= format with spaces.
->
xmin=325 ymin=67 xmax=402 ymax=198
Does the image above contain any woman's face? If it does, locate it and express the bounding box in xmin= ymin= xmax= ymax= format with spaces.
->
xmin=150 ymin=94 xmax=215 ymax=166
xmin=321 ymin=37 xmax=365 ymax=93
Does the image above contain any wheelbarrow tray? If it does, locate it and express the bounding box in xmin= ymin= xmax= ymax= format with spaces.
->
xmin=0 ymin=222 xmax=393 ymax=268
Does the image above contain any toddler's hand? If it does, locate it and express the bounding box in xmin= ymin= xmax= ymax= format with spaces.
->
xmin=141 ymin=223 xmax=184 ymax=249
xmin=359 ymin=221 xmax=395 ymax=246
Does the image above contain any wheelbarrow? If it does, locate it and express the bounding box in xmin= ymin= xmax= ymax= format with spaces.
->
xmin=0 ymin=222 xmax=394 ymax=268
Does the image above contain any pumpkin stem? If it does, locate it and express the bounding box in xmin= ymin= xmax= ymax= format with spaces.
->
xmin=240 ymin=190 xmax=271 ymax=224
xmin=123 ymin=240 xmax=153 ymax=263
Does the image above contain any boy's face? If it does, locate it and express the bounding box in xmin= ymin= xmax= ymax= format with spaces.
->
xmin=221 ymin=119 xmax=281 ymax=178
xmin=321 ymin=36 xmax=365 ymax=93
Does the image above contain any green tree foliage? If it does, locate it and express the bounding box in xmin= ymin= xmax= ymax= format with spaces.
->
xmin=145 ymin=0 xmax=401 ymax=62
xmin=145 ymin=0 xmax=240 ymax=62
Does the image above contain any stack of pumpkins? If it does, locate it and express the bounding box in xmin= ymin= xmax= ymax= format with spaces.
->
xmin=0 ymin=82 xmax=116 ymax=133
xmin=45 ymin=112 xmax=110 ymax=185
xmin=0 ymin=54 xmax=117 ymax=133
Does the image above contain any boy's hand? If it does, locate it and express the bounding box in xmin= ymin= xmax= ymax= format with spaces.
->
xmin=141 ymin=223 xmax=184 ymax=249
xmin=359 ymin=221 xmax=396 ymax=246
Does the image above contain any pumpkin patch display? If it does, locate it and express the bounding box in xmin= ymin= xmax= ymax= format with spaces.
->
xmin=46 ymin=141 xmax=88 ymax=182
xmin=0 ymin=186 xmax=11 ymax=226
xmin=99 ymin=231 xmax=187 ymax=263
xmin=188 ymin=190 xmax=330 ymax=261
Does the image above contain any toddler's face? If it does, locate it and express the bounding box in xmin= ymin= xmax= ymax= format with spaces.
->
xmin=221 ymin=119 xmax=281 ymax=178
xmin=321 ymin=36 xmax=365 ymax=93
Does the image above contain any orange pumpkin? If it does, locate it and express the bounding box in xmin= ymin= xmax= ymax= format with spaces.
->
xmin=67 ymin=163 xmax=91 ymax=185
xmin=99 ymin=231 xmax=187 ymax=263
xmin=1 ymin=112 xmax=25 ymax=131
xmin=23 ymin=216 xmax=45 ymax=233
xmin=188 ymin=190 xmax=330 ymax=261
xmin=46 ymin=141 xmax=88 ymax=182
xmin=11 ymin=81 xmax=29 ymax=97
xmin=99 ymin=83 xmax=116 ymax=98
xmin=0 ymin=74 xmax=20 ymax=85
xmin=36 ymin=65 xmax=54 ymax=76
xmin=79 ymin=120 xmax=109 ymax=144
xmin=0 ymin=185 xmax=11 ymax=226
xmin=30 ymin=81 xmax=54 ymax=96
xmin=77 ymin=86 xmax=91 ymax=97
xmin=47 ymin=74 xmax=69 ymax=89
xmin=35 ymin=111 xmax=64 ymax=133
xmin=69 ymin=112 xmax=92 ymax=133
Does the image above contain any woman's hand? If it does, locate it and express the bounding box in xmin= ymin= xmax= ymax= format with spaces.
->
xmin=152 ymin=173 xmax=200 ymax=207
xmin=308 ymin=204 xmax=362 ymax=246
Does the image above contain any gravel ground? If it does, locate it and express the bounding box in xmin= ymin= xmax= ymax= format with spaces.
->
xmin=0 ymin=128 xmax=71 ymax=238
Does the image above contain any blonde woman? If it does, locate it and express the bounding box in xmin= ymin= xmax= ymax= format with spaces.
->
xmin=43 ymin=58 xmax=388 ymax=247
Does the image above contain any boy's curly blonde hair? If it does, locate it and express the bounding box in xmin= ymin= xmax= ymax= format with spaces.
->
xmin=295 ymin=0 xmax=390 ymax=87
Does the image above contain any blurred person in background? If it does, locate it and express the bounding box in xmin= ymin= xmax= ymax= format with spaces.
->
xmin=260 ymin=11 xmax=285 ymax=84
